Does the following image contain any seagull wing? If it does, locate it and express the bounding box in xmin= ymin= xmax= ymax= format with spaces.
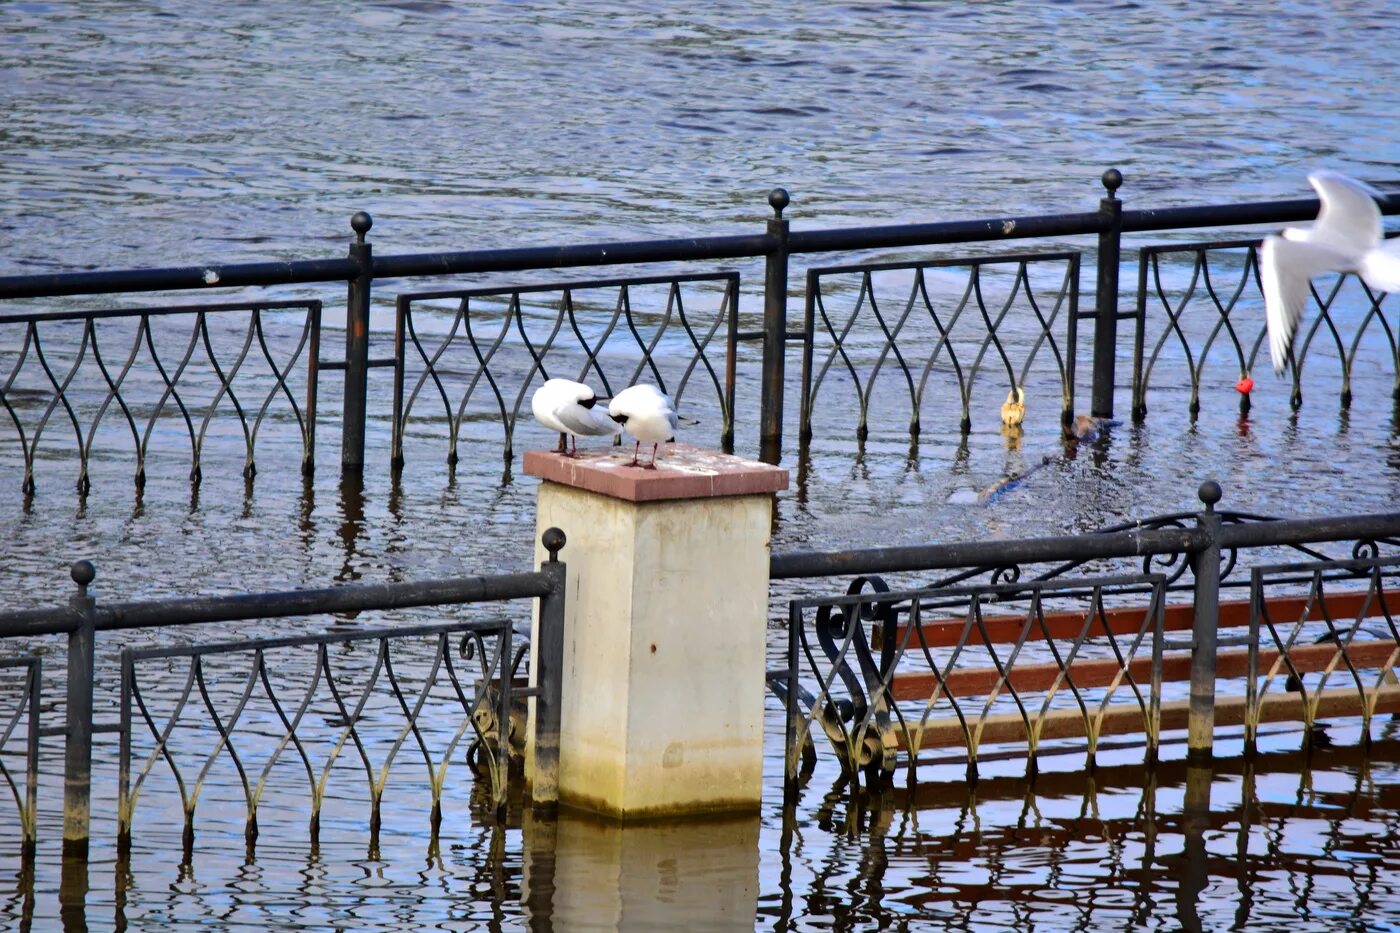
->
xmin=554 ymin=403 xmax=621 ymax=437
xmin=1261 ymin=234 xmax=1350 ymax=375
xmin=1308 ymin=171 xmax=1382 ymax=258
xmin=1360 ymin=237 xmax=1400 ymax=293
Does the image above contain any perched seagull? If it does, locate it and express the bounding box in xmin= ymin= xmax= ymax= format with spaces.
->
xmin=1000 ymin=387 xmax=1025 ymax=428
xmin=1261 ymin=171 xmax=1400 ymax=374
xmin=530 ymin=378 xmax=620 ymax=455
xmin=608 ymin=383 xmax=679 ymax=468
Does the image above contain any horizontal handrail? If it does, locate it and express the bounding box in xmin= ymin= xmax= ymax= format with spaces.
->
xmin=0 ymin=570 xmax=554 ymax=638
xmin=1221 ymin=513 xmax=1400 ymax=549
xmin=771 ymin=511 xmax=1400 ymax=581
xmin=2 ymin=189 xmax=1396 ymax=301
xmin=770 ymin=525 xmax=1205 ymax=579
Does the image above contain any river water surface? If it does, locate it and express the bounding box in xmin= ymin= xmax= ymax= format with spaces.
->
xmin=4 ymin=2 xmax=1400 ymax=930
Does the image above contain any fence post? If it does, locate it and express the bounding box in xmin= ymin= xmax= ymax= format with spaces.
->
xmin=342 ymin=211 xmax=374 ymax=476
xmin=1187 ymin=479 xmax=1222 ymax=761
xmin=760 ymin=188 xmax=791 ymax=465
xmin=1090 ymin=168 xmax=1123 ymax=419
xmin=63 ymin=560 xmax=97 ymax=859
xmin=530 ymin=527 xmax=567 ymax=813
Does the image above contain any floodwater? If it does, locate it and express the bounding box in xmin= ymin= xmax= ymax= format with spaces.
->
xmin=4 ymin=1 xmax=1400 ymax=929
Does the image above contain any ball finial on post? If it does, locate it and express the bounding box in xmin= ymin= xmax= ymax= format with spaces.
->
xmin=1101 ymin=168 xmax=1123 ymax=197
xmin=70 ymin=560 xmax=95 ymax=594
xmin=351 ymin=211 xmax=373 ymax=244
xmin=1197 ymin=479 xmax=1222 ymax=513
xmin=542 ymin=527 xmax=566 ymax=562
xmin=768 ymin=188 xmax=790 ymax=220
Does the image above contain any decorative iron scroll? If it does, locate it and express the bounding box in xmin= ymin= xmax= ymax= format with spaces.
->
xmin=777 ymin=573 xmax=1166 ymax=791
xmin=117 ymin=617 xmax=519 ymax=853
xmin=801 ymin=251 xmax=1079 ymax=442
xmin=0 ymin=300 xmax=320 ymax=495
xmin=393 ymin=272 xmax=739 ymax=467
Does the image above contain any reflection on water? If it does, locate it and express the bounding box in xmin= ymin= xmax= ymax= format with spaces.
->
xmin=525 ymin=813 xmax=761 ymax=930
xmin=2 ymin=732 xmax=1396 ymax=929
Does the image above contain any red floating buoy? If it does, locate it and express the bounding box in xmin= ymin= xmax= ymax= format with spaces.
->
xmin=1235 ymin=376 xmax=1254 ymax=395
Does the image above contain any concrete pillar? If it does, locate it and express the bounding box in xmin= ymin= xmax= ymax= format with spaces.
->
xmin=525 ymin=443 xmax=788 ymax=820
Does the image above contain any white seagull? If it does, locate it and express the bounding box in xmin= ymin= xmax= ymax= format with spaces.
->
xmin=530 ymin=378 xmax=620 ymax=455
xmin=1261 ymin=171 xmax=1400 ymax=374
xmin=608 ymin=383 xmax=679 ymax=468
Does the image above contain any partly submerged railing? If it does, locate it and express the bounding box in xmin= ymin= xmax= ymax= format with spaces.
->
xmin=0 ymin=528 xmax=569 ymax=864
xmin=0 ymin=299 xmax=321 ymax=495
xmin=2 ymin=174 xmax=1397 ymax=495
xmin=769 ymin=481 xmax=1400 ymax=794
xmin=392 ymin=271 xmax=741 ymax=468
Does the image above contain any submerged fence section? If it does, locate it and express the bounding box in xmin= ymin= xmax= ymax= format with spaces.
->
xmin=1 ymin=484 xmax=1399 ymax=854
xmin=1 ymin=173 xmax=1397 ymax=494
xmin=770 ymin=482 xmax=1400 ymax=793
xmin=0 ymin=529 xmax=569 ymax=863
xmin=0 ymin=299 xmax=321 ymax=495
xmin=391 ymin=271 xmax=741 ymax=469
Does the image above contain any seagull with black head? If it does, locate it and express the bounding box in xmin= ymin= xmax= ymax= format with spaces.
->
xmin=530 ymin=378 xmax=620 ymax=456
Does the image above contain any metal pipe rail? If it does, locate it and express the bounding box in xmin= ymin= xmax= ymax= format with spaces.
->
xmin=4 ymin=192 xmax=1395 ymax=302
xmin=0 ymin=572 xmax=555 ymax=639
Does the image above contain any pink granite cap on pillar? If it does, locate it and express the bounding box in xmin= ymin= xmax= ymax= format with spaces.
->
xmin=523 ymin=443 xmax=788 ymax=503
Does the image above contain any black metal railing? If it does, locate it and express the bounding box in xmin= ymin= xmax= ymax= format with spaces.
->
xmin=801 ymin=251 xmax=1080 ymax=442
xmin=1247 ymin=555 xmax=1400 ymax=752
xmin=0 ymin=299 xmax=320 ymax=495
xmin=0 ymin=657 xmax=39 ymax=858
xmin=392 ymin=271 xmax=740 ymax=469
xmin=1133 ymin=240 xmax=1400 ymax=420
xmin=3 ymin=172 xmax=1397 ymax=495
xmin=0 ymin=528 xmax=569 ymax=864
xmin=769 ymin=481 xmax=1400 ymax=793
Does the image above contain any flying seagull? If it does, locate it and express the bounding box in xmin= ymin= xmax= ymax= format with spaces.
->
xmin=608 ymin=383 xmax=679 ymax=468
xmin=530 ymin=378 xmax=620 ymax=455
xmin=1261 ymin=171 xmax=1400 ymax=375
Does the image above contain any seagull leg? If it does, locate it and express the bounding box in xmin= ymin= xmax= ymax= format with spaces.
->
xmin=643 ymin=442 xmax=659 ymax=469
xmin=628 ymin=441 xmax=641 ymax=467
xmin=556 ymin=432 xmax=568 ymax=454
xmin=567 ymin=434 xmax=579 ymax=458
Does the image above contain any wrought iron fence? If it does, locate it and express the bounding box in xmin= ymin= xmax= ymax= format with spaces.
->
xmin=391 ymin=271 xmax=740 ymax=469
xmin=117 ymin=617 xmax=523 ymax=857
xmin=1132 ymin=240 xmax=1400 ymax=420
xmin=0 ymin=528 xmax=568 ymax=864
xmin=0 ymin=657 xmax=39 ymax=857
xmin=777 ymin=573 xmax=1165 ymax=790
xmin=1247 ymin=556 xmax=1400 ymax=752
xmin=801 ymin=251 xmax=1080 ymax=442
xmin=769 ymin=482 xmax=1400 ymax=792
xmin=2 ymin=172 xmax=1396 ymax=492
xmin=0 ymin=299 xmax=320 ymax=495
